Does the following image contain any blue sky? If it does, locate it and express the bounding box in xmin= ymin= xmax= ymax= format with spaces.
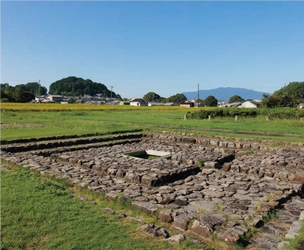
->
xmin=1 ymin=1 xmax=303 ymax=98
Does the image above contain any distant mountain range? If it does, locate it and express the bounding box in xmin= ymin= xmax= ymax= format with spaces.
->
xmin=183 ymin=87 xmax=270 ymax=101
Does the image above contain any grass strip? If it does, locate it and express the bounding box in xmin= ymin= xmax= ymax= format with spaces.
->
xmin=1 ymin=165 xmax=172 ymax=250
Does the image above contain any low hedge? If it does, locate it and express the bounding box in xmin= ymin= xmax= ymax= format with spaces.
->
xmin=186 ymin=108 xmax=304 ymax=120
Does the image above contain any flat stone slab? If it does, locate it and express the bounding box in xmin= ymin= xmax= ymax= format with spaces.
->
xmin=299 ymin=211 xmax=304 ymax=221
xmin=285 ymin=221 xmax=302 ymax=239
xmin=167 ymin=234 xmax=185 ymax=243
xmin=173 ymin=214 xmax=191 ymax=231
xmin=131 ymin=201 xmax=158 ymax=214
xmin=189 ymin=201 xmax=219 ymax=212
xmin=199 ymin=213 xmax=227 ymax=229
xmin=191 ymin=219 xmax=213 ymax=238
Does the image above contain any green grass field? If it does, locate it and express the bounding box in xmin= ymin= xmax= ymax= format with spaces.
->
xmin=1 ymin=105 xmax=304 ymax=142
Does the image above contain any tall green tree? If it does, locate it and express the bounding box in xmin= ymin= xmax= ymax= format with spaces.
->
xmin=142 ymin=92 xmax=161 ymax=102
xmin=166 ymin=93 xmax=187 ymax=104
xmin=196 ymin=98 xmax=204 ymax=107
xmin=203 ymin=95 xmax=218 ymax=107
xmin=0 ymin=83 xmax=10 ymax=89
xmin=0 ymin=83 xmax=35 ymax=102
xmin=116 ymin=94 xmax=122 ymax=101
xmin=229 ymin=95 xmax=244 ymax=103
xmin=23 ymin=82 xmax=47 ymax=95
xmin=262 ymin=81 xmax=304 ymax=107
xmin=1 ymin=85 xmax=14 ymax=102
xmin=14 ymin=82 xmax=47 ymax=96
xmin=0 ymin=89 xmax=8 ymax=100
xmin=12 ymin=88 xmax=35 ymax=102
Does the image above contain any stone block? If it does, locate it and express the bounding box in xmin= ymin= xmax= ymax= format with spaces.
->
xmin=167 ymin=234 xmax=185 ymax=243
xmin=175 ymin=196 xmax=188 ymax=206
xmin=131 ymin=201 xmax=158 ymax=214
xmin=141 ymin=175 xmax=156 ymax=186
xmin=173 ymin=214 xmax=190 ymax=231
xmin=106 ymin=192 xmax=118 ymax=201
xmin=285 ymin=221 xmax=302 ymax=239
xmin=158 ymin=209 xmax=173 ymax=223
xmin=299 ymin=211 xmax=304 ymax=221
xmin=199 ymin=213 xmax=227 ymax=229
xmin=222 ymin=162 xmax=231 ymax=171
xmin=191 ymin=220 xmax=213 ymax=238
xmin=203 ymin=161 xmax=220 ymax=169
xmin=190 ymin=200 xmax=219 ymax=212
xmin=216 ymin=229 xmax=239 ymax=243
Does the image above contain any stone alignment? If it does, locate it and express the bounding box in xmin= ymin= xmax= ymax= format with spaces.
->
xmin=1 ymin=131 xmax=304 ymax=249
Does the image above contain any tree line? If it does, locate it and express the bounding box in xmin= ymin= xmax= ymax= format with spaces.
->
xmin=1 ymin=77 xmax=303 ymax=107
xmin=0 ymin=82 xmax=47 ymax=103
xmin=142 ymin=92 xmax=220 ymax=106
xmin=261 ymin=81 xmax=304 ymax=108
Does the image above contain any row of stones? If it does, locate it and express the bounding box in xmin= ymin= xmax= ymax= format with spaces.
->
xmin=250 ymin=196 xmax=304 ymax=249
xmin=0 ymin=132 xmax=143 ymax=153
xmin=145 ymin=132 xmax=304 ymax=149
xmin=222 ymin=149 xmax=304 ymax=182
xmin=3 ymin=130 xmax=303 ymax=155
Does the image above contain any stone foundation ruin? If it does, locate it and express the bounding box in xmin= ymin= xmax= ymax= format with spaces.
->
xmin=1 ymin=131 xmax=304 ymax=249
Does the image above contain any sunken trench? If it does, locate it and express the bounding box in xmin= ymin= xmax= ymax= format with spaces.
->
xmin=1 ymin=131 xmax=304 ymax=249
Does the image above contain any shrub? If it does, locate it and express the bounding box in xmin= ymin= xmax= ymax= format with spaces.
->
xmin=187 ymin=107 xmax=304 ymax=120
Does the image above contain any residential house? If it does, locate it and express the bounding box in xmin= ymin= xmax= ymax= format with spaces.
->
xmin=119 ymin=101 xmax=130 ymax=105
xmin=297 ymin=103 xmax=304 ymax=109
xmin=148 ymin=102 xmax=164 ymax=106
xmin=46 ymin=94 xmax=63 ymax=102
xmin=238 ymin=100 xmax=259 ymax=108
xmin=227 ymin=102 xmax=242 ymax=107
xmin=164 ymin=102 xmax=175 ymax=106
xmin=130 ymin=98 xmax=148 ymax=106
xmin=180 ymin=101 xmax=195 ymax=108
xmin=35 ymin=95 xmax=46 ymax=103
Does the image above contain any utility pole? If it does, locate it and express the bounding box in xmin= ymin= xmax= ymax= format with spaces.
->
xmin=197 ymin=83 xmax=199 ymax=107
xmin=283 ymin=84 xmax=286 ymax=107
xmin=110 ymin=86 xmax=113 ymax=99
xmin=38 ymin=80 xmax=41 ymax=103
xmin=38 ymin=80 xmax=41 ymax=96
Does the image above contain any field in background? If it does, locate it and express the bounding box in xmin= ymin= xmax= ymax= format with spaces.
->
xmin=1 ymin=103 xmax=304 ymax=142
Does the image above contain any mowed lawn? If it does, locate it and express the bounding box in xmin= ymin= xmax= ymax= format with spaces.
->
xmin=1 ymin=166 xmax=175 ymax=250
